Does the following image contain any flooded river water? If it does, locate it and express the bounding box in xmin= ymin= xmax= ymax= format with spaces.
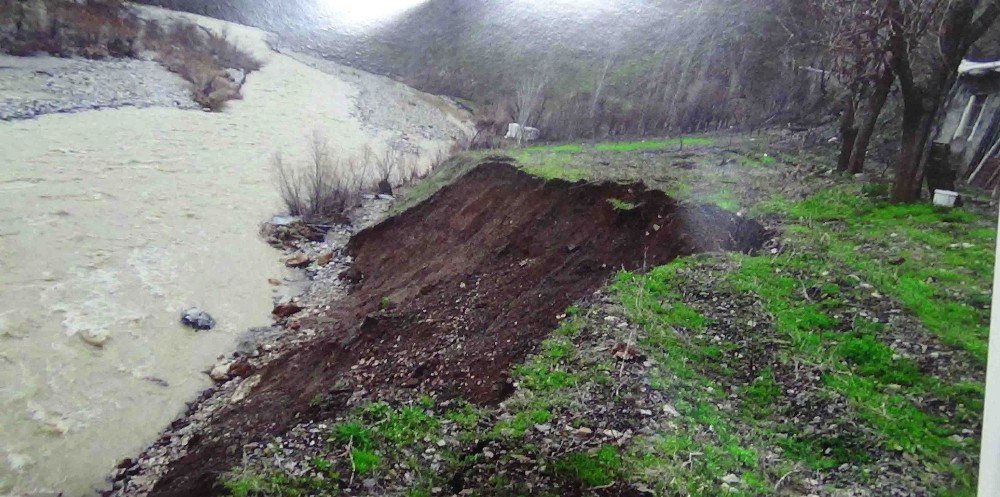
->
xmin=0 ymin=8 xmax=471 ymax=495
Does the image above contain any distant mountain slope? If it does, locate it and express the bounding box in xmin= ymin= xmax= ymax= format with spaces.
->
xmin=134 ymin=0 xmax=1000 ymax=142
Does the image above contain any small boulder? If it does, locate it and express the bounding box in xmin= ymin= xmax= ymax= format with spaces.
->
xmin=181 ymin=307 xmax=216 ymax=331
xmin=285 ymin=252 xmax=311 ymax=268
xmin=316 ymin=252 xmax=334 ymax=266
xmin=272 ymin=302 xmax=305 ymax=318
xmin=209 ymin=361 xmax=232 ymax=382
xmin=79 ymin=329 xmax=110 ymax=347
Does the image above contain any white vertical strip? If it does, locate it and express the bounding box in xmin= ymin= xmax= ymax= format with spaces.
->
xmin=953 ymin=95 xmax=977 ymax=141
xmin=978 ymin=209 xmax=1000 ymax=496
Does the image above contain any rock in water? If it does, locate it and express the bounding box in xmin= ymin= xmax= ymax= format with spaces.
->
xmin=181 ymin=307 xmax=216 ymax=330
xmin=79 ymin=329 xmax=110 ymax=347
xmin=209 ymin=361 xmax=232 ymax=382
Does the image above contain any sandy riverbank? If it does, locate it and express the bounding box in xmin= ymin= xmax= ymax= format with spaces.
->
xmin=0 ymin=6 xmax=472 ymax=495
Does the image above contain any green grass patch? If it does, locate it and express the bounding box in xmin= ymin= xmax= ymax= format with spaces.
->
xmin=521 ymin=143 xmax=585 ymax=153
xmin=607 ymin=198 xmax=637 ymax=211
xmin=739 ymin=152 xmax=777 ymax=168
xmin=222 ymin=463 xmax=341 ymax=497
xmin=705 ymin=188 xmax=740 ymax=211
xmin=362 ymin=402 xmax=441 ymax=445
xmin=593 ymin=136 xmax=716 ymax=152
xmin=520 ymin=162 xmax=590 ymax=182
xmin=493 ymin=407 xmax=552 ymax=438
xmin=555 ymin=446 xmax=622 ymax=487
xmin=350 ymin=448 xmax=381 ymax=474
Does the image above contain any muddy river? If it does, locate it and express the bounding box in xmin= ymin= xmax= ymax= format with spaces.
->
xmin=0 ymin=8 xmax=471 ymax=496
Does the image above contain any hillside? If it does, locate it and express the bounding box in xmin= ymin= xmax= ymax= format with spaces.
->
xmin=111 ymin=135 xmax=995 ymax=496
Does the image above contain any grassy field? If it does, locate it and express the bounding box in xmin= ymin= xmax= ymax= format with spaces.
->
xmin=225 ymin=135 xmax=995 ymax=496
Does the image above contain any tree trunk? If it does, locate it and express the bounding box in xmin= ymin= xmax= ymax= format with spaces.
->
xmin=891 ymin=96 xmax=935 ymax=202
xmin=837 ymin=94 xmax=858 ymax=172
xmin=925 ymin=142 xmax=958 ymax=196
xmin=590 ymin=55 xmax=613 ymax=139
xmin=847 ymin=68 xmax=893 ymax=174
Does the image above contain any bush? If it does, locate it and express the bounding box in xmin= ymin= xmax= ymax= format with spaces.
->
xmin=143 ymin=22 xmax=261 ymax=110
xmin=274 ymin=134 xmax=363 ymax=223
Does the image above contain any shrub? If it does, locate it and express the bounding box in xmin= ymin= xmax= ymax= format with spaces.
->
xmin=274 ymin=134 xmax=363 ymax=223
xmin=470 ymin=102 xmax=513 ymax=149
xmin=555 ymin=446 xmax=622 ymax=487
xmin=144 ymin=22 xmax=261 ymax=110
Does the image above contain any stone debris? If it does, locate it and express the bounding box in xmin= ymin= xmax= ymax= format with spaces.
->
xmin=0 ymin=54 xmax=197 ymax=121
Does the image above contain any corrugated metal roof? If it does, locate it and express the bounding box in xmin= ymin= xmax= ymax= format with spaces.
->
xmin=959 ymin=60 xmax=1000 ymax=76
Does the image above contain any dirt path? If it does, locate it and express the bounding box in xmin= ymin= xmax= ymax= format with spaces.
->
xmin=0 ymin=7 xmax=472 ymax=496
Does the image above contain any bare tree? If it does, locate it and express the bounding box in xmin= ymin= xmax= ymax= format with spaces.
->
xmin=590 ymin=43 xmax=620 ymax=138
xmin=885 ymin=0 xmax=1000 ymax=201
xmin=273 ymin=132 xmax=360 ymax=221
xmin=847 ymin=65 xmax=893 ymax=173
xmin=822 ymin=0 xmax=891 ymax=173
xmin=514 ymin=62 xmax=550 ymax=142
xmin=374 ymin=148 xmax=399 ymax=196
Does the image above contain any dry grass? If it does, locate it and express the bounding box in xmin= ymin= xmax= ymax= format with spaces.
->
xmin=470 ymin=102 xmax=513 ymax=150
xmin=143 ymin=21 xmax=261 ymax=111
xmin=274 ymin=134 xmax=364 ymax=222
xmin=274 ymin=135 xmax=434 ymax=221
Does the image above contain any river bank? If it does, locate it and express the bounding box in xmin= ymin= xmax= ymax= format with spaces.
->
xmin=0 ymin=5 xmax=472 ymax=495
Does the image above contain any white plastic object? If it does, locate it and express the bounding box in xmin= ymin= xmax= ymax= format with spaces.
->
xmin=933 ymin=189 xmax=958 ymax=207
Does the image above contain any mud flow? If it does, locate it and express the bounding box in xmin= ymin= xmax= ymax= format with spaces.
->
xmin=147 ymin=161 xmax=768 ymax=496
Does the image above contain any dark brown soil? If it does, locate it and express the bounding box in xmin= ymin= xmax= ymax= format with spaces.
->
xmin=145 ymin=162 xmax=767 ymax=496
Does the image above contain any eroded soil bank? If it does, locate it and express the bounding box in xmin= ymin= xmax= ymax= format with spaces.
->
xmin=129 ymin=161 xmax=767 ymax=496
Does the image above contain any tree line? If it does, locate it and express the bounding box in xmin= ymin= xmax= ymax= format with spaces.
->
xmin=133 ymin=0 xmax=1000 ymax=202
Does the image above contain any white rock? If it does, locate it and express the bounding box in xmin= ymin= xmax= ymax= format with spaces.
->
xmin=79 ymin=328 xmax=110 ymax=347
xmin=231 ymin=375 xmax=261 ymax=403
xmin=721 ymin=474 xmax=741 ymax=484
xmin=209 ymin=361 xmax=232 ymax=382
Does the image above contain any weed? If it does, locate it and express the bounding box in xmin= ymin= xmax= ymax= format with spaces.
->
xmin=379 ymin=296 xmax=394 ymax=310
xmin=364 ymin=403 xmax=440 ymax=445
xmin=743 ymin=369 xmax=781 ymax=412
xmin=520 ymin=162 xmax=590 ymax=182
xmin=494 ymin=408 xmax=552 ymax=438
xmin=331 ymin=420 xmax=375 ymax=449
xmin=445 ymin=401 xmax=484 ymax=430
xmin=351 ymin=448 xmax=381 ymax=474
xmin=607 ymin=198 xmax=637 ymax=211
xmin=555 ymin=446 xmax=622 ymax=487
